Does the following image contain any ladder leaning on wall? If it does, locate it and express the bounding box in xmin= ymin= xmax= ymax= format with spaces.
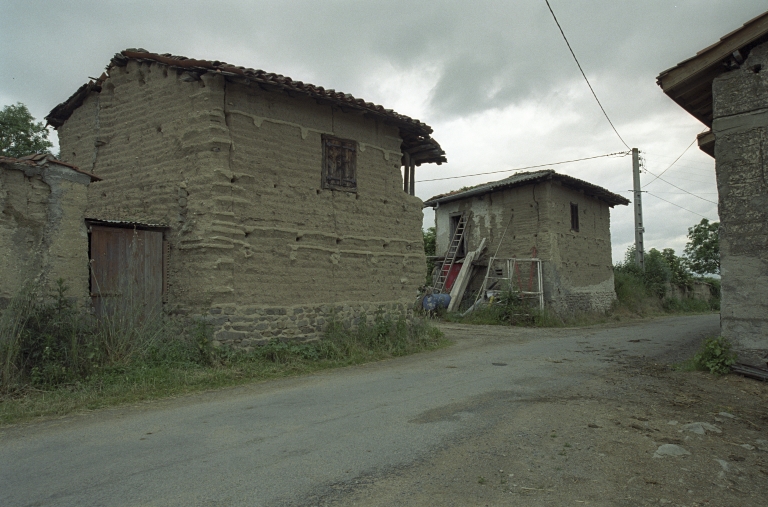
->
xmin=432 ymin=212 xmax=470 ymax=294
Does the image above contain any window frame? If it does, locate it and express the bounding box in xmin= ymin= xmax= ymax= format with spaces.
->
xmin=570 ymin=202 xmax=580 ymax=232
xmin=321 ymin=134 xmax=357 ymax=192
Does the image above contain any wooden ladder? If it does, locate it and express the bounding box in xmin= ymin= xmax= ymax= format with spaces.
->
xmin=432 ymin=213 xmax=470 ymax=294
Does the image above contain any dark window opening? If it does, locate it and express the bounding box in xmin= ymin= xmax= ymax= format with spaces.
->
xmin=570 ymin=203 xmax=579 ymax=232
xmin=322 ymin=135 xmax=357 ymax=192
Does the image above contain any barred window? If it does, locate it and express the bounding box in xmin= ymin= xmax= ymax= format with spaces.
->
xmin=322 ymin=135 xmax=357 ymax=192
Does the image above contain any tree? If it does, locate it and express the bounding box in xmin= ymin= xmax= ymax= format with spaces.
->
xmin=0 ymin=103 xmax=53 ymax=158
xmin=683 ymin=219 xmax=719 ymax=275
xmin=423 ymin=227 xmax=436 ymax=286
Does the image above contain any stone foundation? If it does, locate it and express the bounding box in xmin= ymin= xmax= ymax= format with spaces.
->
xmin=204 ymin=301 xmax=413 ymax=348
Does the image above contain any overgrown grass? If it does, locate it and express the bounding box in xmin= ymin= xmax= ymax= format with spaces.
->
xmin=0 ymin=286 xmax=447 ymax=426
xmin=441 ymin=265 xmax=719 ymax=328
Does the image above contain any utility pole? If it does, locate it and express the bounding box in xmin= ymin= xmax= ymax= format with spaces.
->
xmin=632 ymin=148 xmax=645 ymax=270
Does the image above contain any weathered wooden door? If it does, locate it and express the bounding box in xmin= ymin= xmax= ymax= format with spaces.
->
xmin=89 ymin=225 xmax=164 ymax=319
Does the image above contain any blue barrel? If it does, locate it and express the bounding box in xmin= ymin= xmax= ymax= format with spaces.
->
xmin=423 ymin=293 xmax=451 ymax=311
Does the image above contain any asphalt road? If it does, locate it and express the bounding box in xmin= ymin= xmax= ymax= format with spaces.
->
xmin=0 ymin=315 xmax=719 ymax=507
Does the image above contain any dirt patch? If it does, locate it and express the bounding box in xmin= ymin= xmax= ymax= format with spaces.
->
xmin=320 ymin=353 xmax=768 ymax=506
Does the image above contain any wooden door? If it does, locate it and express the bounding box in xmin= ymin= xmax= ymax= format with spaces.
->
xmin=89 ymin=225 xmax=164 ymax=319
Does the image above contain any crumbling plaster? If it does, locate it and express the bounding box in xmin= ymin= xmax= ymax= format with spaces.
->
xmin=711 ymin=41 xmax=768 ymax=350
xmin=433 ymin=180 xmax=616 ymax=314
xmin=57 ymin=59 xmax=425 ymax=344
xmin=0 ymin=162 xmax=91 ymax=307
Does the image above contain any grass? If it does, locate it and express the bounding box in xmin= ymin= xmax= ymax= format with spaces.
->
xmin=0 ymin=285 xmax=448 ymax=426
xmin=440 ymin=268 xmax=719 ymax=329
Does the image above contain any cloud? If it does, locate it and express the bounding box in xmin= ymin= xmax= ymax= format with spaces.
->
xmin=2 ymin=0 xmax=759 ymax=261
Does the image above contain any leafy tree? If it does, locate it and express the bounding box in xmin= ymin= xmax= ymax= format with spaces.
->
xmin=423 ymin=227 xmax=436 ymax=286
xmin=683 ymin=219 xmax=719 ymax=275
xmin=0 ymin=103 xmax=53 ymax=158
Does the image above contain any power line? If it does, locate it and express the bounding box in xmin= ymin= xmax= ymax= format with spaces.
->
xmin=642 ymin=132 xmax=705 ymax=188
xmin=416 ymin=151 xmax=630 ymax=183
xmin=644 ymin=173 xmax=715 ymax=186
xmin=543 ymin=0 xmax=630 ymax=150
xmin=646 ymin=192 xmax=713 ymax=219
xmin=641 ymin=167 xmax=718 ymax=204
xmin=618 ymin=190 xmax=718 ymax=195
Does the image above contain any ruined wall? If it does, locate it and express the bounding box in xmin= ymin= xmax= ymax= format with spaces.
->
xmin=434 ymin=183 xmax=549 ymax=262
xmin=0 ymin=163 xmax=91 ymax=307
xmin=58 ymin=59 xmax=424 ymax=345
xmin=433 ymin=180 xmax=617 ymax=314
xmin=711 ymin=41 xmax=768 ymax=350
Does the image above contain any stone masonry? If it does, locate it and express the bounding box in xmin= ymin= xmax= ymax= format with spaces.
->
xmin=711 ymin=41 xmax=768 ymax=350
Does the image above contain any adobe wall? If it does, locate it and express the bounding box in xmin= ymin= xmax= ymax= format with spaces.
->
xmin=57 ymin=59 xmax=424 ymax=345
xmin=433 ymin=180 xmax=616 ymax=314
xmin=544 ymin=183 xmax=616 ymax=314
xmin=711 ymin=41 xmax=768 ymax=350
xmin=0 ymin=163 xmax=91 ymax=307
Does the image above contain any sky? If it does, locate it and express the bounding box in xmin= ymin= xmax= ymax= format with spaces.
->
xmin=2 ymin=0 xmax=766 ymax=263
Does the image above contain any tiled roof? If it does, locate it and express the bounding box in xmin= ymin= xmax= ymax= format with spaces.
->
xmin=0 ymin=153 xmax=101 ymax=181
xmin=46 ymin=49 xmax=446 ymax=166
xmin=423 ymin=170 xmax=630 ymax=207
xmin=656 ymin=10 xmax=768 ymax=127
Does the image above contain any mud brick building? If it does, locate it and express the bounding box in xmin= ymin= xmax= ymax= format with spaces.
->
xmin=46 ymin=49 xmax=446 ymax=346
xmin=0 ymin=154 xmax=98 ymax=307
xmin=424 ymin=170 xmax=629 ymax=315
xmin=657 ymin=11 xmax=768 ymax=350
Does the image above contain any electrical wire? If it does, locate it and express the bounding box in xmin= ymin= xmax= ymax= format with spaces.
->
xmin=543 ymin=0 xmax=630 ymax=150
xmin=642 ymin=132 xmax=705 ymax=188
xmin=646 ymin=192 xmax=714 ymax=219
xmin=416 ymin=151 xmax=629 ymax=183
xmin=641 ymin=167 xmax=718 ymax=204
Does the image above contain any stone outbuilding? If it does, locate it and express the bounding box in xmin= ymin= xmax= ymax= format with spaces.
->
xmin=0 ymin=154 xmax=98 ymax=308
xmin=423 ymin=170 xmax=629 ymax=315
xmin=45 ymin=49 xmax=446 ymax=345
xmin=657 ymin=11 xmax=768 ymax=350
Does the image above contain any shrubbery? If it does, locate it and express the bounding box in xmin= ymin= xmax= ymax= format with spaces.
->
xmin=693 ymin=336 xmax=737 ymax=375
xmin=612 ymin=246 xmax=718 ymax=315
xmin=0 ymin=282 xmax=445 ymax=397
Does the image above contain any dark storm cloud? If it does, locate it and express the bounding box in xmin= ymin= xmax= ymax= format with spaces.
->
xmin=1 ymin=0 xmax=764 ymax=258
xmin=4 ymin=0 xmax=766 ymax=121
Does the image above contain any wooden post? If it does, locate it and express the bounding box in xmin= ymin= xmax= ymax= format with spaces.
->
xmin=403 ymin=152 xmax=410 ymax=193
xmin=632 ymin=148 xmax=645 ymax=270
xmin=409 ymin=161 xmax=416 ymax=196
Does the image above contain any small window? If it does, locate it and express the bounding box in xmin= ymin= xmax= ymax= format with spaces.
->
xmin=322 ymin=135 xmax=357 ymax=192
xmin=570 ymin=203 xmax=579 ymax=232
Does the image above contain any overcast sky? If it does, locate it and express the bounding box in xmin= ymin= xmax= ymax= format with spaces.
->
xmin=2 ymin=0 xmax=765 ymax=262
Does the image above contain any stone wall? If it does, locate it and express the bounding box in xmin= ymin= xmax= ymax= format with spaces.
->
xmin=711 ymin=41 xmax=768 ymax=350
xmin=0 ymin=161 xmax=91 ymax=307
xmin=57 ymin=59 xmax=425 ymax=343
xmin=433 ymin=179 xmax=617 ymax=314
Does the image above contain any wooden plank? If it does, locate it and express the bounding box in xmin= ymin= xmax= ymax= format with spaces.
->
xmin=89 ymin=225 xmax=164 ymax=321
xmin=447 ymin=238 xmax=486 ymax=312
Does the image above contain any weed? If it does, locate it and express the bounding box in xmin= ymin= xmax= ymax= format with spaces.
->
xmin=693 ymin=336 xmax=737 ymax=375
xmin=0 ymin=290 xmax=447 ymax=425
xmin=477 ymin=476 xmax=486 ymax=485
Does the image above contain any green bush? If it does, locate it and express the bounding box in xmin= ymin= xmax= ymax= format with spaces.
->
xmin=693 ymin=336 xmax=737 ymax=375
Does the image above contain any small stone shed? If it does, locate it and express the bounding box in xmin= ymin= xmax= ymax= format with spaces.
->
xmin=424 ymin=170 xmax=629 ymax=314
xmin=0 ymin=154 xmax=98 ymax=308
xmin=45 ymin=49 xmax=446 ymax=346
xmin=657 ymin=11 xmax=768 ymax=350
